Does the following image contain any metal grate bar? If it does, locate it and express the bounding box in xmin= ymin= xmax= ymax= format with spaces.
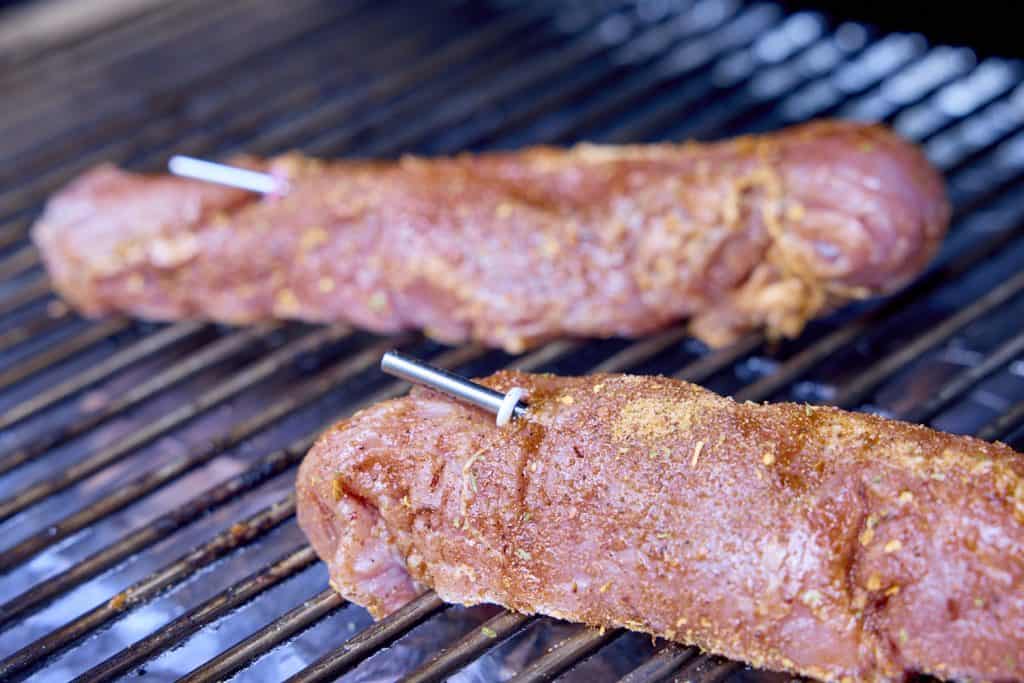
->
xmin=0 ymin=433 xmax=314 ymax=630
xmin=0 ymin=324 xmax=273 ymax=476
xmin=537 ymin=0 xmax=756 ymax=145
xmin=285 ymin=591 xmax=450 ymax=683
xmin=372 ymin=2 xmax=765 ymax=155
xmin=507 ymin=341 xmax=582 ymax=372
xmin=662 ymin=22 xmax=854 ymax=142
xmin=289 ymin=4 xmax=623 ymax=157
xmin=773 ymin=33 xmax=929 ymax=125
xmin=0 ymin=319 xmax=132 ymax=392
xmin=682 ymin=43 xmax=964 ymax=145
xmin=0 ymin=1 xmax=205 ymax=73
xmin=0 ymin=275 xmax=50 ymax=318
xmin=0 ymin=0 xmax=247 ymax=101
xmin=0 ymin=0 xmax=363 ymax=159
xmin=0 ymin=308 xmax=69 ymax=355
xmin=0 ymin=228 xmax=29 ymax=252
xmin=0 ymin=495 xmax=300 ymax=681
xmin=507 ymin=627 xmax=623 ymax=683
xmin=592 ymin=327 xmax=690 ymax=373
xmin=891 ymin=60 xmax=1022 ymax=148
xmin=9 ymin=0 xmax=376 ymax=131
xmin=192 ymin=0 xmax=475 ymax=126
xmin=601 ymin=4 xmax=786 ymax=143
xmin=674 ymin=333 xmax=762 ymax=383
xmin=831 ymin=270 xmax=1024 ymax=408
xmin=0 ymin=0 xmax=389 ymax=228
xmin=402 ymin=611 xmax=537 ymax=683
xmin=0 ymin=245 xmax=38 ymax=281
xmin=902 ymin=328 xmax=1024 ymax=424
xmin=430 ymin=7 xmax=750 ymax=152
xmin=617 ymin=643 xmax=698 ymax=683
xmin=0 ymin=0 xmax=444 ymax=203
xmin=0 ymin=321 xmax=204 ymax=432
xmin=76 ymin=545 xmax=322 ymax=682
xmin=244 ymin=1 xmax=553 ymax=153
xmin=0 ymin=335 xmax=401 ymax=573
xmin=977 ymin=399 xmax=1024 ymax=442
xmin=672 ymin=657 xmax=741 ymax=683
xmin=205 ymin=0 xmax=606 ymax=163
xmin=0 ymin=345 xmax=487 ymax=635
xmin=270 ymin=10 xmax=571 ymax=160
xmin=180 ymin=588 xmax=347 ymax=683
xmin=0 ymin=326 xmax=351 ymax=522
xmin=838 ymin=47 xmax=978 ymax=123
xmin=0 ymin=0 xmax=271 ymax=162
xmin=0 ymin=2 xmax=243 ymax=128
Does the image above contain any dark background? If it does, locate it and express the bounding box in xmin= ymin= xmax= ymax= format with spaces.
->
xmin=783 ymin=1 xmax=1014 ymax=57
xmin=0 ymin=0 xmax=1017 ymax=57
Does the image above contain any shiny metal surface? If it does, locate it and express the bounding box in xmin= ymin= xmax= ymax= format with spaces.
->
xmin=381 ymin=350 xmax=527 ymax=420
xmin=168 ymin=155 xmax=283 ymax=194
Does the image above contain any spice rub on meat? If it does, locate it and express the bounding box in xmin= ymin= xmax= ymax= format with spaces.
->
xmin=33 ymin=120 xmax=949 ymax=351
xmin=297 ymin=371 xmax=1024 ymax=683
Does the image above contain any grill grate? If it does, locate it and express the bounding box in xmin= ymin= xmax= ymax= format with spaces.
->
xmin=2 ymin=0 xmax=1024 ymax=680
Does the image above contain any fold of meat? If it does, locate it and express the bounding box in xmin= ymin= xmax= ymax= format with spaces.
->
xmin=297 ymin=371 xmax=1024 ymax=682
xmin=33 ymin=120 xmax=949 ymax=351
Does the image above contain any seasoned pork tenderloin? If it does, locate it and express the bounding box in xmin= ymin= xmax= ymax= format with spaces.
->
xmin=33 ymin=121 xmax=949 ymax=351
xmin=297 ymin=371 xmax=1023 ymax=682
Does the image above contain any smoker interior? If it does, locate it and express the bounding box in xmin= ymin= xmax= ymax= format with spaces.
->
xmin=1 ymin=0 xmax=1024 ymax=681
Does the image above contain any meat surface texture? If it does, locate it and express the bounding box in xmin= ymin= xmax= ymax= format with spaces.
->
xmin=33 ymin=121 xmax=949 ymax=351
xmin=297 ymin=371 xmax=1024 ymax=682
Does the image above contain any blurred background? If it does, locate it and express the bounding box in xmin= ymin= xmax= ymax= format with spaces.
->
xmin=2 ymin=0 xmax=1022 ymax=62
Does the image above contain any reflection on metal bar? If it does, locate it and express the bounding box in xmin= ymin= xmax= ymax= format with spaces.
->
xmin=0 ymin=333 xmax=396 ymax=574
xmin=181 ymin=588 xmax=347 ymax=683
xmin=617 ymin=643 xmax=698 ymax=683
xmin=0 ymin=326 xmax=350 ymax=522
xmin=0 ymin=275 xmax=50 ymax=318
xmin=0 ymin=325 xmax=271 ymax=477
xmin=403 ymin=611 xmax=536 ymax=683
xmin=285 ymin=591 xmax=448 ymax=683
xmin=0 ymin=321 xmax=204 ymax=433
xmin=0 ymin=496 xmax=299 ymax=681
xmin=0 ymin=318 xmax=133 ymax=393
xmin=507 ymin=626 xmax=622 ymax=683
xmin=0 ymin=345 xmax=487 ymax=638
xmin=78 ymin=545 xmax=322 ymax=681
